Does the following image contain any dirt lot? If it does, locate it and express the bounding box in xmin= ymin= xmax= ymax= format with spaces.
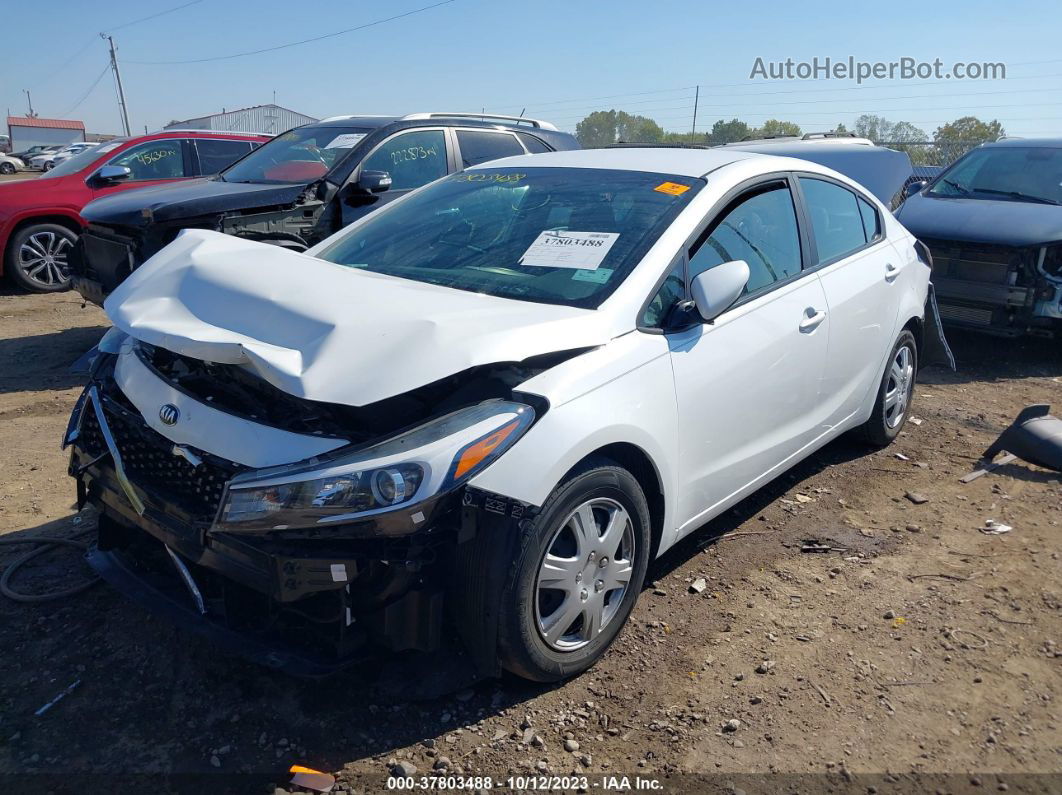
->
xmin=0 ymin=287 xmax=1059 ymax=793
xmin=0 ymin=171 xmax=39 ymax=183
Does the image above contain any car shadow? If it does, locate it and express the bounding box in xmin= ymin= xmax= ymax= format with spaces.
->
xmin=0 ymin=324 xmax=106 ymax=394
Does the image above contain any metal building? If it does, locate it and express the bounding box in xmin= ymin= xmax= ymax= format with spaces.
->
xmin=6 ymin=116 xmax=86 ymax=150
xmin=163 ymin=104 xmax=318 ymax=135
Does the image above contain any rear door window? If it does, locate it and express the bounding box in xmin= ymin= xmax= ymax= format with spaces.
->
xmin=456 ymin=130 xmax=525 ymax=168
xmin=517 ymin=132 xmax=552 ymax=154
xmin=360 ymin=129 xmax=447 ymax=191
xmin=857 ymin=196 xmax=881 ymax=242
xmin=799 ymin=177 xmax=868 ymax=263
xmin=194 ymin=139 xmax=253 ymax=175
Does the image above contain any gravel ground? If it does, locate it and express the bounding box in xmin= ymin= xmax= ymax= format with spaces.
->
xmin=0 ymin=288 xmax=1059 ymax=794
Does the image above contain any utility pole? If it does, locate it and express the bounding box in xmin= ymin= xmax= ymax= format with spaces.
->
xmin=23 ymin=90 xmax=36 ymax=117
xmin=691 ymin=85 xmax=699 ymax=137
xmin=101 ymin=34 xmax=131 ymax=136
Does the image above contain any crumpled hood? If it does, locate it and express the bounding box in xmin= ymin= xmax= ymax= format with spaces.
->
xmin=105 ymin=230 xmax=616 ymax=407
xmin=897 ymin=193 xmax=1062 ymax=247
xmin=81 ymin=178 xmax=312 ymax=229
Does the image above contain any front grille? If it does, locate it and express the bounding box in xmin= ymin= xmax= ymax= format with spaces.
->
xmin=80 ymin=228 xmax=136 ymax=289
xmin=922 ymin=238 xmax=1031 ymax=284
xmin=80 ymin=392 xmax=245 ymax=523
xmin=922 ymin=238 xmax=1035 ymax=309
xmin=937 ymin=303 xmax=994 ymax=326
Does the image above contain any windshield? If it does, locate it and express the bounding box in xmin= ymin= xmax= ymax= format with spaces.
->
xmin=38 ymin=140 xmax=125 ymax=179
xmin=221 ymin=125 xmax=373 ymax=184
xmin=316 ymin=167 xmax=703 ymax=309
xmin=928 ymin=146 xmax=1062 ymax=205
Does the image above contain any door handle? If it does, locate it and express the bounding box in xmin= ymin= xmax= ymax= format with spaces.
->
xmin=885 ymin=262 xmax=901 ymax=282
xmin=799 ymin=307 xmax=827 ymax=333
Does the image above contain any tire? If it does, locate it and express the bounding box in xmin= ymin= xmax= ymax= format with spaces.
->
xmin=5 ymin=223 xmax=77 ymax=293
xmin=497 ymin=457 xmax=651 ymax=682
xmin=0 ymin=162 xmax=14 ymax=175
xmin=43 ymin=161 xmax=54 ymax=171
xmin=857 ymin=329 xmax=918 ymax=447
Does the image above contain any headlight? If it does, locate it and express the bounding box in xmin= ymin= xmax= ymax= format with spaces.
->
xmin=214 ymin=400 xmax=535 ymax=532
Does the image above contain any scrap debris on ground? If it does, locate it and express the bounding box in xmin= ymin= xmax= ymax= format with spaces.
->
xmin=0 ymin=291 xmax=1059 ymax=789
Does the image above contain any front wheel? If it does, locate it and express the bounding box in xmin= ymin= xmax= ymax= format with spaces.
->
xmin=857 ymin=329 xmax=918 ymax=447
xmin=0 ymin=162 xmax=14 ymax=175
xmin=5 ymin=223 xmax=77 ymax=292
xmin=497 ymin=459 xmax=651 ymax=682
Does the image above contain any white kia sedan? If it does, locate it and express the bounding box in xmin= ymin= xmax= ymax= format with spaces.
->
xmin=67 ymin=147 xmax=949 ymax=680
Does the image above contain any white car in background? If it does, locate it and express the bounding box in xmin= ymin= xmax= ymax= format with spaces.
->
xmin=30 ymin=142 xmax=98 ymax=171
xmin=0 ymin=153 xmax=24 ymax=175
xmin=67 ymin=146 xmax=951 ymax=681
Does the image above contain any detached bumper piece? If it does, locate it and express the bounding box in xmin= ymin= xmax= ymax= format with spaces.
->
xmin=983 ymin=404 xmax=1062 ymax=473
xmin=69 ymin=376 xmax=451 ymax=675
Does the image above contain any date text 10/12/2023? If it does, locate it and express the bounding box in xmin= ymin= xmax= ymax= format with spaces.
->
xmin=385 ymin=774 xmax=664 ymax=790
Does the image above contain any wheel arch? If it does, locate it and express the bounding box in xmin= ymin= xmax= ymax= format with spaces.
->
xmin=560 ymin=442 xmax=667 ymax=561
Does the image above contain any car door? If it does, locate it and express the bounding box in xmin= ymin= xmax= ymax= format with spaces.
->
xmin=339 ymin=128 xmax=451 ymax=226
xmin=88 ymin=138 xmax=194 ymax=200
xmin=660 ymin=176 xmax=832 ymax=535
xmin=794 ymin=175 xmax=901 ymax=429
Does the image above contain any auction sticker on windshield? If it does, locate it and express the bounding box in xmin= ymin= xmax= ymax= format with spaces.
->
xmin=326 ymin=133 xmax=367 ymax=149
xmin=519 ymin=231 xmax=619 ymax=270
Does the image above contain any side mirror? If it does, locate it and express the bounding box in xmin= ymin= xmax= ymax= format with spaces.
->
xmin=903 ymin=178 xmax=928 ymax=199
xmin=355 ymin=170 xmax=392 ymax=194
xmin=690 ymin=260 xmax=750 ymax=322
xmin=91 ymin=165 xmax=132 ymax=186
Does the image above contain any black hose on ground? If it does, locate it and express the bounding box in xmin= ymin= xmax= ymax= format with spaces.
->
xmin=0 ymin=535 xmax=99 ymax=603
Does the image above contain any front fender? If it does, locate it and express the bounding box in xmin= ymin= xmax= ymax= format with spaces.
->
xmin=469 ymin=334 xmax=680 ymax=557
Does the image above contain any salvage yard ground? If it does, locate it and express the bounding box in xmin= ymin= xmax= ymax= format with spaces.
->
xmin=0 ymin=288 xmax=1059 ymax=791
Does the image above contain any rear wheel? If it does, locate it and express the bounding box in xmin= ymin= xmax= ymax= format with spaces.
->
xmin=857 ymin=329 xmax=918 ymax=447
xmin=0 ymin=162 xmax=14 ymax=175
xmin=497 ymin=459 xmax=651 ymax=682
xmin=5 ymin=223 xmax=76 ymax=293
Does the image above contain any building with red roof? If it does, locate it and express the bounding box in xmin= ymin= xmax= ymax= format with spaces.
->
xmin=6 ymin=116 xmax=86 ymax=151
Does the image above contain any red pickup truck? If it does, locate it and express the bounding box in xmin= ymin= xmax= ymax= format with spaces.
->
xmin=0 ymin=129 xmax=270 ymax=292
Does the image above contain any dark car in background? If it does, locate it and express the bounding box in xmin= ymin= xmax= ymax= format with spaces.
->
xmin=897 ymin=138 xmax=1062 ymax=337
xmin=0 ymin=130 xmax=269 ymax=292
xmin=71 ymin=113 xmax=579 ymax=305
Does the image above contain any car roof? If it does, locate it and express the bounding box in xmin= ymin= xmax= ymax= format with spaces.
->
xmin=311 ymin=114 xmax=563 ymax=134
xmin=314 ymin=116 xmax=401 ymax=128
xmin=981 ymin=137 xmax=1062 ymax=149
xmin=465 ymin=146 xmax=763 ymax=177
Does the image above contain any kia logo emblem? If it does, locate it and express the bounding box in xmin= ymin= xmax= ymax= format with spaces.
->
xmin=159 ymin=404 xmax=180 ymax=426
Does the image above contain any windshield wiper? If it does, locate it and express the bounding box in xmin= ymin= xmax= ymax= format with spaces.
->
xmin=941 ymin=178 xmax=970 ymax=195
xmin=972 ymin=188 xmax=1061 ymax=206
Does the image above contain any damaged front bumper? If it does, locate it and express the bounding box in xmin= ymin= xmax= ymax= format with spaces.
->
xmin=66 ymin=363 xmax=530 ymax=675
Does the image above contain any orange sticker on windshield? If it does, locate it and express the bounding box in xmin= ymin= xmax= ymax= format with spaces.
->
xmin=654 ymin=181 xmax=690 ymax=196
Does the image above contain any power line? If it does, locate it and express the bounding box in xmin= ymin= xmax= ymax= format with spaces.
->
xmin=544 ymin=99 xmax=1062 ymax=124
xmin=57 ymin=63 xmax=111 ymax=118
xmin=127 ymin=0 xmax=457 ymax=64
xmin=102 ymin=0 xmax=204 ymax=32
xmin=27 ymin=0 xmax=208 ymax=92
xmin=513 ymin=70 xmax=1062 ymax=114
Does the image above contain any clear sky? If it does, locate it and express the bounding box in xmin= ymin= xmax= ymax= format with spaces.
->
xmin=3 ymin=0 xmax=1061 ymax=139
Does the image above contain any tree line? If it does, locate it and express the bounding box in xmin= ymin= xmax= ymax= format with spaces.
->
xmin=574 ymin=111 xmax=1006 ymax=164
